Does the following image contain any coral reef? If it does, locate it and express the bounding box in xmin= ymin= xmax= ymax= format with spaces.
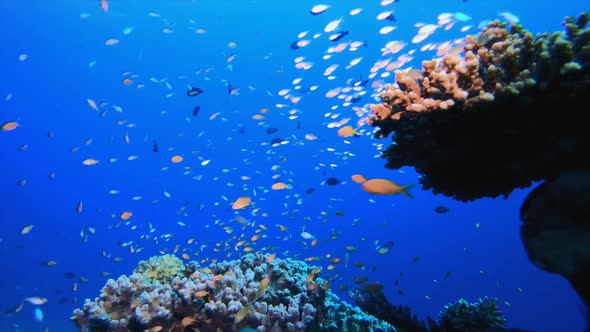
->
xmin=367 ymin=13 xmax=590 ymax=201
xmin=366 ymin=12 xmax=590 ymax=328
xmin=351 ymin=283 xmax=533 ymax=332
xmin=438 ymin=297 xmax=506 ymax=332
xmin=72 ymin=253 xmax=396 ymax=332
xmin=134 ymin=254 xmax=192 ymax=283
xmin=349 ymin=283 xmax=440 ymax=332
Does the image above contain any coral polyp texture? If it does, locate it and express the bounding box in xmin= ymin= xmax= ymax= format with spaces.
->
xmin=368 ymin=12 xmax=590 ymax=201
xmin=438 ymin=297 xmax=506 ymax=332
xmin=72 ymin=254 xmax=397 ymax=332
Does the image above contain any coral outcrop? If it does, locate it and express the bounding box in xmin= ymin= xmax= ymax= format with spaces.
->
xmin=368 ymin=13 xmax=590 ymax=201
xmin=351 ymin=283 xmax=533 ymax=332
xmin=72 ymin=253 xmax=396 ymax=332
xmin=438 ymin=297 xmax=506 ymax=332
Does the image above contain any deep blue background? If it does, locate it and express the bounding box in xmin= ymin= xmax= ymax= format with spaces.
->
xmin=1 ymin=0 xmax=589 ymax=331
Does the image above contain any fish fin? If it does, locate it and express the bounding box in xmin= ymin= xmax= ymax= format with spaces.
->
xmin=401 ymin=184 xmax=415 ymax=198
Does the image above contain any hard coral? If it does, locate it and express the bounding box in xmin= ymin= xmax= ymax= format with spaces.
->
xmin=72 ymin=253 xmax=396 ymax=332
xmin=134 ymin=254 xmax=188 ymax=283
xmin=438 ymin=297 xmax=506 ymax=332
xmin=368 ymin=13 xmax=590 ymax=201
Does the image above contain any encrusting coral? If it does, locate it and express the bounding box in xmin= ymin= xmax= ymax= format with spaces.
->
xmin=72 ymin=253 xmax=397 ymax=332
xmin=367 ymin=12 xmax=590 ymax=201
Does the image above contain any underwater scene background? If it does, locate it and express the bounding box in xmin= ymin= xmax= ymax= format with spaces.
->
xmin=1 ymin=0 xmax=589 ymax=331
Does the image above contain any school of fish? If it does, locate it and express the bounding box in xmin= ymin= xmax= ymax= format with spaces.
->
xmin=0 ymin=0 xmax=525 ymax=328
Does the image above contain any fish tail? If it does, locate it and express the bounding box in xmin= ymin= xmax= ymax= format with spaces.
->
xmin=401 ymin=184 xmax=415 ymax=198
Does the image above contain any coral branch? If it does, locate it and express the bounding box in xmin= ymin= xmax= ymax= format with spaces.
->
xmin=368 ymin=13 xmax=590 ymax=201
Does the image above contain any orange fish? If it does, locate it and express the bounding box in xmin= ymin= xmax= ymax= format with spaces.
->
xmin=119 ymin=211 xmax=133 ymax=220
xmin=1 ymin=121 xmax=18 ymax=131
xmin=267 ymin=253 xmax=276 ymax=263
xmin=271 ymin=182 xmax=289 ymax=190
xmin=181 ymin=316 xmax=197 ymax=327
xmin=306 ymin=267 xmax=321 ymax=283
xmin=351 ymin=174 xmax=367 ymax=184
xmin=231 ymin=197 xmax=251 ymax=210
xmin=307 ymin=282 xmax=319 ymax=291
xmin=257 ymin=276 xmax=270 ymax=298
xmin=195 ymin=290 xmax=208 ymax=297
xmin=337 ymin=125 xmax=360 ymax=137
xmin=361 ymin=179 xmax=414 ymax=197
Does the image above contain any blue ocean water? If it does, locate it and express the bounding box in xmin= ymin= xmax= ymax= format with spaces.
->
xmin=1 ymin=0 xmax=589 ymax=331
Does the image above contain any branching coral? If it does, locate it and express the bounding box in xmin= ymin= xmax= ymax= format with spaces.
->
xmin=367 ymin=13 xmax=590 ymax=201
xmin=72 ymin=253 xmax=396 ymax=332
